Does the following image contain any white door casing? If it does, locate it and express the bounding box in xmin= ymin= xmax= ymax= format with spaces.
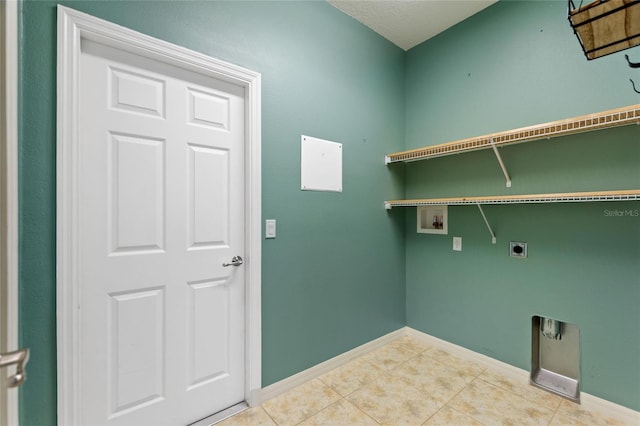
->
xmin=57 ymin=6 xmax=261 ymax=425
xmin=1 ymin=0 xmax=19 ymax=424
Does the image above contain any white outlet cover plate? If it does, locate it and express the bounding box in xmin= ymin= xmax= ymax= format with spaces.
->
xmin=265 ymin=219 xmax=276 ymax=239
xmin=453 ymin=236 xmax=462 ymax=251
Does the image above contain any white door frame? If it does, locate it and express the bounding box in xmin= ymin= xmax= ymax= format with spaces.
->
xmin=1 ymin=0 xmax=20 ymax=424
xmin=56 ymin=6 xmax=262 ymax=425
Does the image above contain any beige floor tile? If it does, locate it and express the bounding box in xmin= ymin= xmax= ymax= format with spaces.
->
xmin=254 ymin=341 xmax=635 ymax=426
xmin=448 ymin=379 xmax=555 ymax=425
xmin=555 ymin=399 xmax=628 ymax=426
xmin=217 ymin=407 xmax=277 ymax=426
xmin=395 ymin=351 xmax=479 ymax=382
xmin=423 ymin=347 xmax=485 ymax=378
xmin=479 ymin=368 xmax=563 ymax=411
xmin=347 ymin=373 xmax=443 ymax=426
xmin=391 ymin=353 xmax=475 ymax=404
xmin=262 ymin=379 xmax=341 ymax=426
xmin=319 ymin=356 xmax=385 ymax=396
xmin=299 ymin=399 xmax=379 ymax=426
xmin=423 ymin=405 xmax=484 ymax=426
xmin=392 ymin=335 xmax=433 ymax=354
xmin=549 ymin=413 xmax=589 ymax=426
xmin=361 ymin=336 xmax=431 ymax=371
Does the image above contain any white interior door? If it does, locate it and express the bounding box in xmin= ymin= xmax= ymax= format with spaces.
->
xmin=78 ymin=37 xmax=246 ymax=425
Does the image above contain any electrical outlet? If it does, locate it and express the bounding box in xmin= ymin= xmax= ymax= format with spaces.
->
xmin=510 ymin=241 xmax=527 ymax=258
xmin=453 ymin=236 xmax=462 ymax=251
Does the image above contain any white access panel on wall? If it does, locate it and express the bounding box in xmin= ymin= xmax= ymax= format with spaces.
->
xmin=301 ymin=135 xmax=342 ymax=192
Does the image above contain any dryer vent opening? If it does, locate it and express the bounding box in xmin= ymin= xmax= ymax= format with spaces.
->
xmin=531 ymin=316 xmax=580 ymax=403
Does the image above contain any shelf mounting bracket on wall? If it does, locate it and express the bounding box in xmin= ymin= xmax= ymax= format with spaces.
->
xmin=477 ymin=203 xmax=497 ymax=244
xmin=490 ymin=138 xmax=512 ymax=188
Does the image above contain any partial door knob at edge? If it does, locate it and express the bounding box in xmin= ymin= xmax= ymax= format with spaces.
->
xmin=0 ymin=348 xmax=30 ymax=388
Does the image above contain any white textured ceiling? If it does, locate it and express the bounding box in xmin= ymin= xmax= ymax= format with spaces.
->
xmin=328 ymin=0 xmax=497 ymax=51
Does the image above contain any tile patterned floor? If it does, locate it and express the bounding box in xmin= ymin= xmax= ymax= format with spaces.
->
xmin=219 ymin=336 xmax=631 ymax=426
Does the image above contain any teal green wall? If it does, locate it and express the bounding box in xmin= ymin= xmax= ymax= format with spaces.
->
xmin=18 ymin=0 xmax=640 ymax=422
xmin=18 ymin=1 xmax=406 ymax=423
xmin=404 ymin=0 xmax=640 ymax=411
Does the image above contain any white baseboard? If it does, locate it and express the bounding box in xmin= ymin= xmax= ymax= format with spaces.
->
xmin=260 ymin=328 xmax=406 ymax=403
xmin=405 ymin=328 xmax=640 ymax=425
xmin=579 ymin=393 xmax=640 ymax=425
xmin=260 ymin=326 xmax=639 ymax=425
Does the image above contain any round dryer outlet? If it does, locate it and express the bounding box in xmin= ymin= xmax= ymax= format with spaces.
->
xmin=510 ymin=241 xmax=528 ymax=258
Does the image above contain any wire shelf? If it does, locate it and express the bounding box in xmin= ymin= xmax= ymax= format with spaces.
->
xmin=384 ymin=190 xmax=640 ymax=209
xmin=385 ymin=104 xmax=640 ymax=164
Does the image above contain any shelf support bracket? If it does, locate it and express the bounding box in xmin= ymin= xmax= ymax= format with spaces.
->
xmin=477 ymin=203 xmax=497 ymax=244
xmin=490 ymin=138 xmax=512 ymax=188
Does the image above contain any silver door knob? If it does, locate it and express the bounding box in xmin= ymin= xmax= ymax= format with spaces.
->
xmin=0 ymin=348 xmax=30 ymax=388
xmin=222 ymin=256 xmax=244 ymax=267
